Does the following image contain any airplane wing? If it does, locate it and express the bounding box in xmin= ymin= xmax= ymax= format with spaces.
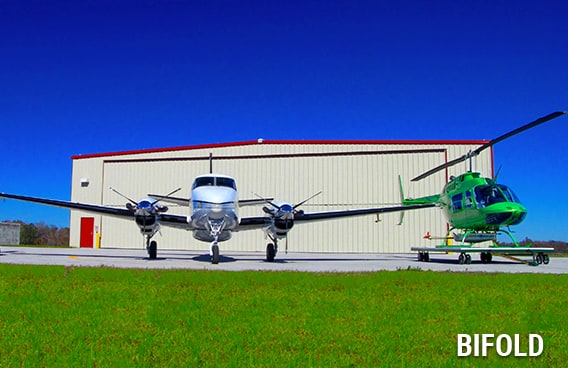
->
xmin=295 ymin=203 xmax=437 ymax=222
xmin=0 ymin=192 xmax=190 ymax=229
xmin=148 ymin=194 xmax=273 ymax=207
xmin=237 ymin=203 xmax=437 ymax=231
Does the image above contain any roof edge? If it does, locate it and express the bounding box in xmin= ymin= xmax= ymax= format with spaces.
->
xmin=71 ymin=139 xmax=491 ymax=160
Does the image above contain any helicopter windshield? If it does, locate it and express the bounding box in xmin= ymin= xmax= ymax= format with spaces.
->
xmin=474 ymin=184 xmax=520 ymax=207
xmin=497 ymin=184 xmax=521 ymax=203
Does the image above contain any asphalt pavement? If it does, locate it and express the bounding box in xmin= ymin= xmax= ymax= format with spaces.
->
xmin=1 ymin=246 xmax=567 ymax=273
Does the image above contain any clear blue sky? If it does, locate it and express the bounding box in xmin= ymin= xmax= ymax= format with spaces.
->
xmin=1 ymin=0 xmax=567 ymax=241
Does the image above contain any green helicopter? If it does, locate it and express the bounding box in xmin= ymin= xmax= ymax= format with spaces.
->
xmin=404 ymin=111 xmax=566 ymax=265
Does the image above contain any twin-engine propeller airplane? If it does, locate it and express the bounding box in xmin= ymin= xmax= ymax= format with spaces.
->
xmin=403 ymin=111 xmax=567 ymax=266
xmin=0 ymin=172 xmax=434 ymax=264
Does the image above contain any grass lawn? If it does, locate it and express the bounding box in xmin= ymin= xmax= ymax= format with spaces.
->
xmin=0 ymin=264 xmax=566 ymax=367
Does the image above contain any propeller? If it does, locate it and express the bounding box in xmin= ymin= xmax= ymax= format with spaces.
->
xmin=255 ymin=191 xmax=322 ymax=216
xmin=110 ymin=187 xmax=182 ymax=212
xmin=411 ymin=111 xmax=567 ymax=182
xmin=255 ymin=191 xmax=323 ymax=253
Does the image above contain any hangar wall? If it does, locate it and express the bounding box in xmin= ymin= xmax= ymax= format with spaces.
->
xmin=69 ymin=140 xmax=492 ymax=253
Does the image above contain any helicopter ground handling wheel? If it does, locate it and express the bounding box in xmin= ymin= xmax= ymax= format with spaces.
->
xmin=458 ymin=252 xmax=471 ymax=265
xmin=480 ymin=252 xmax=493 ymax=263
xmin=543 ymin=253 xmax=550 ymax=264
xmin=417 ymin=251 xmax=429 ymax=262
xmin=532 ymin=252 xmax=550 ymax=266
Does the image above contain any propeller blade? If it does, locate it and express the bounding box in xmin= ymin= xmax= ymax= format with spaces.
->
xmin=151 ymin=187 xmax=182 ymax=206
xmin=411 ymin=111 xmax=566 ymax=182
xmin=109 ymin=187 xmax=138 ymax=206
xmin=293 ymin=191 xmax=322 ymax=209
xmin=253 ymin=192 xmax=281 ymax=210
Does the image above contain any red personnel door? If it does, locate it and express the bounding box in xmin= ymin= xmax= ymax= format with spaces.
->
xmin=80 ymin=217 xmax=95 ymax=248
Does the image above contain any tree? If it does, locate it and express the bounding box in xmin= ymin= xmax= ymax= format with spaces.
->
xmin=20 ymin=223 xmax=39 ymax=245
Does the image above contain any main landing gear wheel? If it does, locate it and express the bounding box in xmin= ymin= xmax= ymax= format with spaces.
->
xmin=266 ymin=243 xmax=276 ymax=262
xmin=147 ymin=240 xmax=157 ymax=260
xmin=211 ymin=243 xmax=219 ymax=264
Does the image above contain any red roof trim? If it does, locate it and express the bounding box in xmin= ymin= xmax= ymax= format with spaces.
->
xmin=71 ymin=139 xmax=490 ymax=160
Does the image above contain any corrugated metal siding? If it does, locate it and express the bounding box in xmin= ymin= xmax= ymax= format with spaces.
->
xmin=70 ymin=142 xmax=492 ymax=253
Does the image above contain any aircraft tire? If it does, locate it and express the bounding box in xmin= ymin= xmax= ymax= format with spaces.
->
xmin=211 ymin=244 xmax=219 ymax=264
xmin=266 ymin=243 xmax=276 ymax=262
xmin=536 ymin=253 xmax=543 ymax=265
xmin=458 ymin=253 xmax=465 ymax=265
xmin=543 ymin=254 xmax=550 ymax=265
xmin=148 ymin=241 xmax=157 ymax=260
xmin=465 ymin=254 xmax=471 ymax=265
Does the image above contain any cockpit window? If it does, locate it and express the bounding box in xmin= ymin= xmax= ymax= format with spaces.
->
xmin=193 ymin=177 xmax=215 ymax=188
xmin=193 ymin=176 xmax=237 ymax=190
xmin=216 ymin=177 xmax=237 ymax=190
xmin=497 ymin=185 xmax=521 ymax=204
xmin=474 ymin=185 xmax=518 ymax=207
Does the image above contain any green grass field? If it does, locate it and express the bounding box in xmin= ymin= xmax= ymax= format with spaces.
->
xmin=0 ymin=265 xmax=566 ymax=367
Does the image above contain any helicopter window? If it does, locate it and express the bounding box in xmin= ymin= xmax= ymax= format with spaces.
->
xmin=474 ymin=185 xmax=508 ymax=207
xmin=452 ymin=193 xmax=463 ymax=212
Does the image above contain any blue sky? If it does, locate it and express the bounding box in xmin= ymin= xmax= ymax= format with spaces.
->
xmin=1 ymin=0 xmax=567 ymax=241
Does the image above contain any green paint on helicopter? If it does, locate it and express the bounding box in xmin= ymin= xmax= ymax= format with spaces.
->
xmin=404 ymin=171 xmax=527 ymax=231
xmin=402 ymin=110 xmax=566 ymax=246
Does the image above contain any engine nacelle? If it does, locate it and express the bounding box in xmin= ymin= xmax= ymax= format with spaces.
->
xmin=135 ymin=213 xmax=160 ymax=237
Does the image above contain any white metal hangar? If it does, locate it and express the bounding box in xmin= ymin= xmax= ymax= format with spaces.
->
xmin=69 ymin=139 xmax=492 ymax=253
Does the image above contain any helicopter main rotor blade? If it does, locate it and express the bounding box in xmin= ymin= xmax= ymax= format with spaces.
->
xmin=411 ymin=111 xmax=567 ymax=182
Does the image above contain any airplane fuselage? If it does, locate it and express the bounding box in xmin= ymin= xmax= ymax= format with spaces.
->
xmin=189 ymin=174 xmax=239 ymax=243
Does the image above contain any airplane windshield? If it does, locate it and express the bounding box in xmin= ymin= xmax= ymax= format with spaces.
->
xmin=474 ymin=185 xmax=519 ymax=207
xmin=193 ymin=176 xmax=236 ymax=190
xmin=216 ymin=177 xmax=237 ymax=190
xmin=193 ymin=177 xmax=215 ymax=188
